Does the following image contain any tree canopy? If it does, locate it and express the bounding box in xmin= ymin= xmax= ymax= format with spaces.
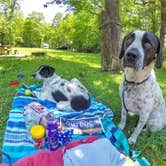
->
xmin=0 ymin=0 xmax=165 ymax=52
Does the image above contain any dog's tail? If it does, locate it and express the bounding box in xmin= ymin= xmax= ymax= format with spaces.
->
xmin=71 ymin=95 xmax=91 ymax=111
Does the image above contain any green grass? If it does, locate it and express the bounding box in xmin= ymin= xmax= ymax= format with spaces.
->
xmin=0 ymin=48 xmax=166 ymax=165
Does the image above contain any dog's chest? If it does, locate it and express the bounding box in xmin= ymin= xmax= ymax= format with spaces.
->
xmin=121 ymin=82 xmax=154 ymax=114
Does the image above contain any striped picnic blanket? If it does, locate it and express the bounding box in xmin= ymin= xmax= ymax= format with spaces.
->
xmin=2 ymin=84 xmax=113 ymax=164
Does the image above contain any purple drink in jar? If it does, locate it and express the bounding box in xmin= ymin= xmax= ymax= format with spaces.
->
xmin=46 ymin=118 xmax=59 ymax=151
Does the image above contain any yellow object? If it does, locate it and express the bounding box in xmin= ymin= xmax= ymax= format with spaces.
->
xmin=25 ymin=89 xmax=31 ymax=95
xmin=30 ymin=125 xmax=45 ymax=139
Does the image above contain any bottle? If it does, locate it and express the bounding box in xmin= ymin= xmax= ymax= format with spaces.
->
xmin=46 ymin=118 xmax=59 ymax=151
xmin=30 ymin=125 xmax=45 ymax=148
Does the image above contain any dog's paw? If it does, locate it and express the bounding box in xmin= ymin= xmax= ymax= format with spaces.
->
xmin=128 ymin=136 xmax=136 ymax=145
xmin=118 ymin=123 xmax=125 ymax=130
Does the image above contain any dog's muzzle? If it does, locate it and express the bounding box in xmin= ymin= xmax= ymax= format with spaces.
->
xmin=123 ymin=48 xmax=141 ymax=70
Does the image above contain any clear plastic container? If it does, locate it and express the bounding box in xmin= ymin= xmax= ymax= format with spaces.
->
xmin=23 ymin=102 xmax=54 ymax=130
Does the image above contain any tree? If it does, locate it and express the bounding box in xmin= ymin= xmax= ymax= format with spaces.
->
xmin=52 ymin=12 xmax=63 ymax=26
xmin=160 ymin=0 xmax=166 ymax=50
xmin=72 ymin=11 xmax=100 ymax=52
xmin=0 ymin=0 xmax=21 ymax=45
xmin=52 ymin=14 xmax=74 ymax=49
xmin=0 ymin=7 xmax=9 ymax=45
xmin=28 ymin=11 xmax=45 ymax=23
xmin=45 ymin=0 xmax=121 ymax=71
xmin=0 ymin=0 xmax=22 ymax=45
xmin=120 ymin=0 xmax=160 ymax=35
xmin=22 ymin=18 xmax=43 ymax=47
xmin=11 ymin=12 xmax=24 ymax=46
xmin=100 ymin=0 xmax=121 ymax=71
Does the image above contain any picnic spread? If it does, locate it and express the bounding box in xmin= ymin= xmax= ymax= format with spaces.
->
xmin=1 ymin=84 xmax=151 ymax=166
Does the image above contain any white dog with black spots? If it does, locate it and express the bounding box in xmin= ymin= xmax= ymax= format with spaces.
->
xmin=118 ymin=30 xmax=166 ymax=144
xmin=33 ymin=65 xmax=91 ymax=112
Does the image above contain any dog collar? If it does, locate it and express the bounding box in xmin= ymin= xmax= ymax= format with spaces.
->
xmin=123 ymin=75 xmax=150 ymax=86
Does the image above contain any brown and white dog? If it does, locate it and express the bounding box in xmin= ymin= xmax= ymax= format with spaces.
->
xmin=118 ymin=30 xmax=166 ymax=144
xmin=32 ymin=65 xmax=91 ymax=112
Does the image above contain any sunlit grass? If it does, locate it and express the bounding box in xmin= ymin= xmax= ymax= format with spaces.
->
xmin=16 ymin=47 xmax=101 ymax=69
xmin=0 ymin=48 xmax=166 ymax=165
xmin=0 ymin=66 xmax=3 ymax=71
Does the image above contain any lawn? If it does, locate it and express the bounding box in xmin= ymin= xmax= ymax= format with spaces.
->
xmin=0 ymin=48 xmax=166 ymax=165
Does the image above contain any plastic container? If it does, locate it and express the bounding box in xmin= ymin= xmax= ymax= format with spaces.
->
xmin=23 ymin=102 xmax=54 ymax=130
xmin=30 ymin=125 xmax=45 ymax=148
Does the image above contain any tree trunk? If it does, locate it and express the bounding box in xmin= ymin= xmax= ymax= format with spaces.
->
xmin=151 ymin=3 xmax=157 ymax=34
xmin=160 ymin=0 xmax=166 ymax=50
xmin=100 ymin=0 xmax=121 ymax=72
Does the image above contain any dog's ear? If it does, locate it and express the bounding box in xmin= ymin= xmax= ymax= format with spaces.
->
xmin=119 ymin=36 xmax=127 ymax=59
xmin=41 ymin=65 xmax=55 ymax=78
xmin=155 ymin=36 xmax=163 ymax=68
xmin=119 ymin=33 xmax=132 ymax=59
xmin=47 ymin=65 xmax=55 ymax=76
xmin=38 ymin=64 xmax=45 ymax=70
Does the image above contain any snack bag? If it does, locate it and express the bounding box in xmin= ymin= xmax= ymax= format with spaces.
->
xmin=60 ymin=117 xmax=103 ymax=135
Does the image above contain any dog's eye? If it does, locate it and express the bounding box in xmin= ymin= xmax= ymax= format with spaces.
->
xmin=126 ymin=37 xmax=133 ymax=47
xmin=144 ymin=42 xmax=152 ymax=48
xmin=79 ymin=85 xmax=84 ymax=90
xmin=40 ymin=69 xmax=45 ymax=75
xmin=40 ymin=71 xmax=44 ymax=75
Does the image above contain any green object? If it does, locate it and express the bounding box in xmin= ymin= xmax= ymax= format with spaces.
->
xmin=25 ymin=89 xmax=31 ymax=95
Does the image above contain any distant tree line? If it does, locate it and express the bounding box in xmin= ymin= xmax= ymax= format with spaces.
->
xmin=0 ymin=0 xmax=165 ymax=54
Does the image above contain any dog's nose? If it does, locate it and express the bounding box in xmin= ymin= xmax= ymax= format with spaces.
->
xmin=126 ymin=52 xmax=137 ymax=59
xmin=126 ymin=48 xmax=139 ymax=59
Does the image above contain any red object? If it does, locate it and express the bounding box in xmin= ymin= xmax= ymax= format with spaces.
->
xmin=34 ymin=138 xmax=44 ymax=148
xmin=9 ymin=80 xmax=19 ymax=86
xmin=0 ymin=135 xmax=98 ymax=166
